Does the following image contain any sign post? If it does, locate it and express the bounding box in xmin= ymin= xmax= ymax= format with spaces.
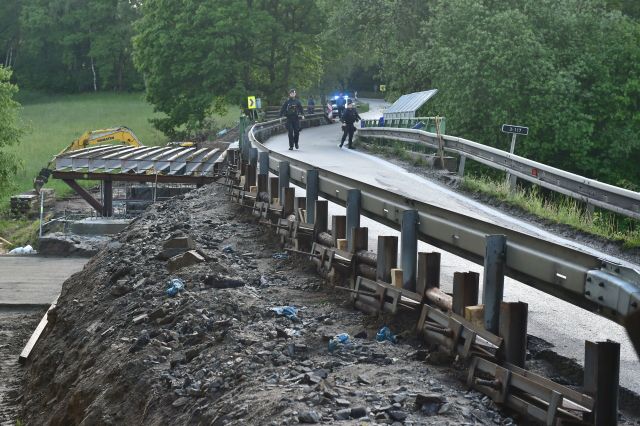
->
xmin=501 ymin=124 xmax=528 ymax=191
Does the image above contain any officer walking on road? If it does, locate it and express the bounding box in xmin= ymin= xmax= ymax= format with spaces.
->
xmin=339 ymin=100 xmax=362 ymax=149
xmin=280 ymin=88 xmax=304 ymax=150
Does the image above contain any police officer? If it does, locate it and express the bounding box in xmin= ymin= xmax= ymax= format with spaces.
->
xmin=280 ymin=88 xmax=304 ymax=150
xmin=339 ymin=100 xmax=362 ymax=149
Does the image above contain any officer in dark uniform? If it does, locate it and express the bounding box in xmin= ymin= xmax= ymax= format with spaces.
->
xmin=339 ymin=100 xmax=362 ymax=149
xmin=280 ymin=88 xmax=304 ymax=150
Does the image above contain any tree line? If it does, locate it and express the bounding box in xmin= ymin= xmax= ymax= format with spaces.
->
xmin=0 ymin=0 xmax=639 ymax=188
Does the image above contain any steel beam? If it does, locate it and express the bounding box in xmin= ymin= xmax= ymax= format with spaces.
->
xmin=346 ymin=189 xmax=361 ymax=252
xmin=483 ymin=235 xmax=507 ymax=334
xmin=306 ymin=169 xmax=319 ymax=224
xmin=401 ymin=210 xmax=418 ymax=291
xmin=63 ymin=179 xmax=103 ymax=215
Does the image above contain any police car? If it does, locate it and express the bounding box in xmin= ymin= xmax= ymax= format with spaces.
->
xmin=329 ymin=94 xmax=355 ymax=118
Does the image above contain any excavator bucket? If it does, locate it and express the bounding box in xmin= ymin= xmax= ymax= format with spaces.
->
xmin=33 ymin=168 xmax=52 ymax=194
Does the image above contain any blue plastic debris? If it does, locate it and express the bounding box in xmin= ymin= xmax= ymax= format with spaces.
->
xmin=166 ymin=278 xmax=185 ymax=297
xmin=272 ymin=252 xmax=289 ymax=260
xmin=328 ymin=333 xmax=350 ymax=352
xmin=271 ymin=306 xmax=299 ymax=321
xmin=222 ymin=245 xmax=234 ymax=253
xmin=375 ymin=326 xmax=397 ymax=343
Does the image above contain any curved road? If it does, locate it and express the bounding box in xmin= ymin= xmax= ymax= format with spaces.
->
xmin=264 ymin=98 xmax=640 ymax=393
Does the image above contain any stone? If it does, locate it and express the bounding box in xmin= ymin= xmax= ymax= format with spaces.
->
xmin=298 ymin=410 xmax=321 ymax=424
xmin=350 ymin=407 xmax=367 ymax=418
xmin=167 ymin=250 xmax=205 ymax=272
xmin=335 ymin=398 xmax=350 ymax=407
xmin=159 ymin=235 xmax=196 ymax=260
xmin=204 ymin=275 xmax=245 ymax=289
xmin=334 ymin=409 xmax=351 ymax=420
xmin=389 ymin=410 xmax=407 ymax=421
xmin=172 ymin=397 xmax=189 ymax=408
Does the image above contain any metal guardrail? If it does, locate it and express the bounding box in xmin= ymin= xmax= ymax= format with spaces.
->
xmin=356 ymin=127 xmax=640 ymax=221
xmin=246 ymin=118 xmax=640 ymax=356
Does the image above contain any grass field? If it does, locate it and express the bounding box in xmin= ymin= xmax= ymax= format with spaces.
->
xmin=5 ymin=92 xmax=239 ymax=202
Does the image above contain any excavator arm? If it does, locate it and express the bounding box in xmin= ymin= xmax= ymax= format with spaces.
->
xmin=34 ymin=126 xmax=143 ymax=193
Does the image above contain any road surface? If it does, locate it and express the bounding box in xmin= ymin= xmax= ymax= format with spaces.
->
xmin=265 ymin=98 xmax=640 ymax=393
xmin=0 ymin=256 xmax=88 ymax=305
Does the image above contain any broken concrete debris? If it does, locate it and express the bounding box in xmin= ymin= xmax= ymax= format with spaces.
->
xmin=18 ymin=182 xmax=528 ymax=425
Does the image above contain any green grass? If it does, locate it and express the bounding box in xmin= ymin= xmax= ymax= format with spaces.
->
xmin=462 ymin=175 xmax=640 ymax=249
xmin=0 ymin=218 xmax=41 ymax=250
xmin=4 ymin=92 xmax=239 ymax=202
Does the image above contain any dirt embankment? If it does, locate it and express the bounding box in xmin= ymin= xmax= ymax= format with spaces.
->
xmin=19 ymin=182 xmax=526 ymax=426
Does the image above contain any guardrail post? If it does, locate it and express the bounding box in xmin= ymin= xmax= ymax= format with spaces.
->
xmin=346 ymin=189 xmax=361 ymax=252
xmin=332 ymin=215 xmax=346 ymax=246
xmin=315 ymin=200 xmax=328 ymax=234
xmin=278 ymin=161 xmax=290 ymax=202
xmin=584 ymin=340 xmax=620 ymax=426
xmin=417 ymin=252 xmax=441 ymax=296
xmin=306 ymin=169 xmax=319 ymax=224
xmin=457 ymin=155 xmax=466 ymax=177
xmin=377 ymin=236 xmax=398 ymax=283
xmin=401 ymin=210 xmax=418 ymax=291
xmin=258 ymin=151 xmax=269 ymax=176
xmin=498 ymin=301 xmax=528 ymax=367
xmin=269 ymin=177 xmax=279 ymax=203
xmin=452 ymin=272 xmax=479 ymax=315
xmin=482 ymin=235 xmax=506 ymax=334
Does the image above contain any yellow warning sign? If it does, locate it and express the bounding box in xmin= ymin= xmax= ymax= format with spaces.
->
xmin=247 ymin=96 xmax=256 ymax=109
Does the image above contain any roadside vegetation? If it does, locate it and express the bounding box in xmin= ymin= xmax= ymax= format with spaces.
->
xmin=462 ymin=175 xmax=640 ymax=249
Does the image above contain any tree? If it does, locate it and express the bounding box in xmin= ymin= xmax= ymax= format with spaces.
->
xmin=0 ymin=66 xmax=23 ymax=196
xmin=10 ymin=0 xmax=142 ymax=92
xmin=133 ymin=0 xmax=324 ymax=137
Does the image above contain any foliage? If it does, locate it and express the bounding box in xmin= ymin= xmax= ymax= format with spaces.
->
xmin=0 ymin=66 xmax=23 ymax=197
xmin=3 ymin=0 xmax=142 ymax=92
xmin=462 ymin=174 xmax=640 ymax=248
xmin=334 ymin=0 xmax=640 ymax=188
xmin=133 ymin=0 xmax=324 ymax=137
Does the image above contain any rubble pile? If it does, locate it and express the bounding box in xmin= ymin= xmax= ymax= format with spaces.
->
xmin=20 ymin=183 xmax=518 ymax=425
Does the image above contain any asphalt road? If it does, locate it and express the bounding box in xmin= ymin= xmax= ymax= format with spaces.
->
xmin=0 ymin=256 xmax=87 ymax=305
xmin=266 ymin=98 xmax=640 ymax=393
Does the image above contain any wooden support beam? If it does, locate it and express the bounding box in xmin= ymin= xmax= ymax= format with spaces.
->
xmin=391 ymin=269 xmax=403 ymax=288
xmin=283 ymin=187 xmax=295 ymax=217
xmin=19 ymin=296 xmax=59 ymax=364
xmin=269 ymin=176 xmax=279 ymax=202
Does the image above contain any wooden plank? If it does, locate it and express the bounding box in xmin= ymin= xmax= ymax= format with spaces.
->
xmin=19 ymin=295 xmax=59 ymax=364
xmin=391 ymin=268 xmax=403 ymax=288
xmin=465 ymin=305 xmax=485 ymax=329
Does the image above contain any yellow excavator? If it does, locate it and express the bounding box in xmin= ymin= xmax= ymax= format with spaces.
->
xmin=33 ymin=126 xmax=143 ymax=193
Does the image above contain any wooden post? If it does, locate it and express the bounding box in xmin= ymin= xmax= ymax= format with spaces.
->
xmin=315 ymin=200 xmax=328 ymax=234
xmin=452 ymin=272 xmax=479 ymax=316
xmin=376 ymin=236 xmax=398 ymax=283
xmin=584 ymin=340 xmax=620 ymax=426
xmin=257 ymin=174 xmax=268 ymax=195
xmin=417 ymin=252 xmax=441 ymax=296
xmin=391 ymin=269 xmax=403 ymax=289
xmin=283 ymin=187 xmax=295 ymax=217
xmin=269 ymin=176 xmax=279 ymax=203
xmin=332 ymin=215 xmax=346 ymax=246
xmin=352 ymin=227 xmax=368 ymax=252
xmin=401 ymin=210 xmax=418 ymax=291
xmin=498 ymin=301 xmax=528 ymax=368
